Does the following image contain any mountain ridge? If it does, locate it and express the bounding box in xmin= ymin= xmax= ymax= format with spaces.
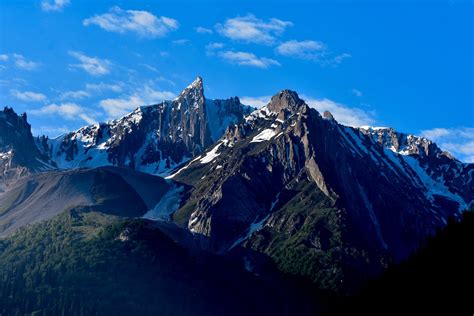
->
xmin=1 ymin=78 xmax=472 ymax=295
xmin=40 ymin=77 xmax=252 ymax=175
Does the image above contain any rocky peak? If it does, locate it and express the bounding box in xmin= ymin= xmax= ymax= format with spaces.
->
xmin=1 ymin=107 xmax=54 ymax=178
xmin=323 ymin=111 xmax=335 ymax=121
xmin=175 ymin=76 xmax=204 ymax=106
xmin=267 ymin=90 xmax=306 ymax=113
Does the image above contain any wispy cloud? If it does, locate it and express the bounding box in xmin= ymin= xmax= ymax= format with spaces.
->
xmin=99 ymin=86 xmax=175 ymax=118
xmin=59 ymin=90 xmax=90 ymax=100
xmin=219 ymin=51 xmax=280 ymax=69
xmin=41 ymin=0 xmax=70 ymax=12
xmin=0 ymin=54 xmax=8 ymax=61
xmin=206 ymin=42 xmax=225 ymax=50
xmin=195 ymin=26 xmax=213 ymax=34
xmin=205 ymin=42 xmax=225 ymax=56
xmin=172 ymin=39 xmax=190 ymax=45
xmin=32 ymin=125 xmax=70 ymax=137
xmin=99 ymin=96 xmax=144 ymax=118
xmin=85 ymin=82 xmax=123 ymax=93
xmin=276 ymin=40 xmax=326 ymax=59
xmin=11 ymin=90 xmax=47 ymax=102
xmin=13 ymin=54 xmax=41 ymax=70
xmin=30 ymin=103 xmax=97 ymax=125
xmin=302 ymin=95 xmax=375 ymax=127
xmin=240 ymin=96 xmax=271 ymax=108
xmin=276 ymin=40 xmax=350 ymax=66
xmin=216 ymin=14 xmax=292 ymax=45
xmin=352 ymin=89 xmax=363 ymax=97
xmin=83 ymin=6 xmax=179 ymax=38
xmin=68 ymin=51 xmax=111 ymax=76
xmin=420 ymin=127 xmax=474 ymax=162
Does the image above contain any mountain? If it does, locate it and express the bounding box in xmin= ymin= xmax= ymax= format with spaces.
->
xmin=44 ymin=77 xmax=252 ymax=175
xmin=0 ymin=79 xmax=472 ymax=310
xmin=0 ymin=166 xmax=170 ymax=237
xmin=359 ymin=126 xmax=473 ymax=203
xmin=0 ymin=107 xmax=54 ymax=180
xmin=168 ymin=89 xmax=473 ymax=292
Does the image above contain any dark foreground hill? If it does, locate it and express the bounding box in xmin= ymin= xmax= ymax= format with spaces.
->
xmin=329 ymin=209 xmax=474 ymax=315
xmin=0 ymin=209 xmax=337 ymax=316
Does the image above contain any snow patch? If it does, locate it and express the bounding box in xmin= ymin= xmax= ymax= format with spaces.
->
xmin=228 ymin=214 xmax=271 ymax=251
xmin=200 ymin=142 xmax=223 ymax=164
xmin=250 ymin=129 xmax=277 ymax=143
xmin=142 ymin=184 xmax=184 ymax=221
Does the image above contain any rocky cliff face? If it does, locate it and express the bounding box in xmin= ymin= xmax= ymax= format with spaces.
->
xmin=359 ymin=126 xmax=473 ymax=203
xmin=0 ymin=107 xmax=54 ymax=180
xmin=45 ymin=77 xmax=252 ymax=175
xmin=169 ymin=90 xmax=473 ymax=292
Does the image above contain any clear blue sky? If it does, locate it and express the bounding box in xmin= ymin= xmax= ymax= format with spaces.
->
xmin=0 ymin=0 xmax=473 ymax=161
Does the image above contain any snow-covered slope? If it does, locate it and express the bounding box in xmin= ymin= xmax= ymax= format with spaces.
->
xmin=359 ymin=126 xmax=473 ymax=203
xmin=45 ymin=77 xmax=252 ymax=176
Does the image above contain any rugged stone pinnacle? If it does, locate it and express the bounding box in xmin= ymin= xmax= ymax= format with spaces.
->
xmin=177 ymin=76 xmax=204 ymax=100
xmin=323 ymin=111 xmax=335 ymax=121
xmin=188 ymin=76 xmax=203 ymax=90
xmin=267 ymin=89 xmax=305 ymax=113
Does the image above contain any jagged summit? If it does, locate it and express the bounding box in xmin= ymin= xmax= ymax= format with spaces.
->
xmin=39 ymin=77 xmax=251 ymax=175
xmin=267 ymin=89 xmax=305 ymax=113
xmin=176 ymin=76 xmax=204 ymax=100
xmin=323 ymin=110 xmax=335 ymax=121
xmin=1 ymin=107 xmax=54 ymax=179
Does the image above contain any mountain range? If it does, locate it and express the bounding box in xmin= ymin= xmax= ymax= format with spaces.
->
xmin=0 ymin=77 xmax=472 ymax=313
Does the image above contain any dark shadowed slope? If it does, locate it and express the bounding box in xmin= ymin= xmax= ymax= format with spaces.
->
xmin=330 ymin=209 xmax=474 ymax=315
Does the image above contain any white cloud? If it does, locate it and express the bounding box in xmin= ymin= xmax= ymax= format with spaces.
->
xmin=219 ymin=51 xmax=280 ymax=69
xmin=100 ymin=96 xmax=143 ymax=118
xmin=216 ymin=14 xmax=292 ymax=45
xmin=420 ymin=128 xmax=451 ymax=140
xmin=240 ymin=96 xmax=271 ymax=108
xmin=205 ymin=42 xmax=225 ymax=56
xmin=100 ymin=86 xmax=175 ymax=118
xmin=11 ymin=90 xmax=47 ymax=102
xmin=85 ymin=82 xmax=123 ymax=93
xmin=13 ymin=54 xmax=41 ymax=70
xmin=68 ymin=51 xmax=111 ymax=76
xmin=420 ymin=127 xmax=474 ymax=163
xmin=276 ymin=40 xmax=351 ymax=66
xmin=30 ymin=103 xmax=97 ymax=125
xmin=59 ymin=90 xmax=90 ymax=100
xmin=195 ymin=26 xmax=213 ymax=34
xmin=332 ymin=53 xmax=351 ymax=65
xmin=0 ymin=54 xmax=8 ymax=61
xmin=206 ymin=42 xmax=224 ymax=50
xmin=41 ymin=0 xmax=70 ymax=12
xmin=172 ymin=39 xmax=190 ymax=45
xmin=141 ymin=85 xmax=175 ymax=101
xmin=302 ymin=95 xmax=375 ymax=127
xmin=83 ymin=6 xmax=178 ymax=38
xmin=32 ymin=125 xmax=70 ymax=137
xmin=352 ymin=89 xmax=363 ymax=97
xmin=276 ymin=40 xmax=326 ymax=59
